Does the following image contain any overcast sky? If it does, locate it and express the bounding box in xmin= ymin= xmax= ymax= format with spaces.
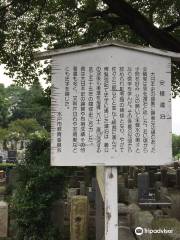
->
xmin=0 ymin=65 xmax=180 ymax=135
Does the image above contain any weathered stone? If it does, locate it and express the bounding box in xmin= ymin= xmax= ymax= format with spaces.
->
xmin=87 ymin=187 xmax=95 ymax=202
xmin=0 ymin=201 xmax=8 ymax=237
xmin=118 ymin=203 xmax=129 ymax=215
xmin=128 ymin=189 xmax=138 ymax=203
xmin=166 ymin=190 xmax=180 ymax=220
xmin=128 ymin=178 xmax=135 ymax=189
xmin=133 ymin=167 xmax=139 ymax=187
xmin=79 ymin=181 xmax=86 ymax=195
xmin=118 ymin=226 xmax=136 ymax=240
xmin=161 ymin=168 xmax=168 ymax=187
xmin=154 ymin=181 xmax=162 ymax=201
xmin=160 ymin=187 xmax=168 ymax=200
xmin=167 ymin=172 xmax=176 ymax=187
xmin=138 ymin=172 xmax=149 ymax=202
xmin=134 ymin=211 xmax=154 ymax=240
xmin=124 ymin=173 xmax=129 ymax=188
xmin=70 ymin=196 xmax=88 ymax=240
xmin=149 ymin=171 xmax=156 ymax=188
xmin=118 ymin=175 xmax=128 ymax=203
xmin=67 ymin=188 xmax=79 ymax=201
xmin=154 ymin=172 xmax=161 ymax=182
xmin=174 ymin=161 xmax=179 ymax=170
xmin=128 ymin=203 xmax=141 ymax=229
xmin=129 ymin=167 xmax=134 ymax=179
xmin=153 ymin=210 xmax=163 ymax=219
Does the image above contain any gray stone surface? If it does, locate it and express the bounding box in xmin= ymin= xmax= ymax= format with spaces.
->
xmin=79 ymin=181 xmax=86 ymax=195
xmin=138 ymin=172 xmax=149 ymax=202
xmin=134 ymin=211 xmax=154 ymax=240
xmin=128 ymin=203 xmax=141 ymax=229
xmin=118 ymin=175 xmax=129 ymax=203
xmin=167 ymin=190 xmax=180 ymax=220
xmin=70 ymin=196 xmax=88 ymax=240
xmin=128 ymin=189 xmax=138 ymax=203
xmin=118 ymin=226 xmax=136 ymax=240
xmin=118 ymin=203 xmax=129 ymax=215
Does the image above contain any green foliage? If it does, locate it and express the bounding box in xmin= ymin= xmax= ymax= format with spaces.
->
xmin=0 ymin=0 xmax=179 ymax=95
xmin=11 ymin=138 xmax=68 ymax=240
xmin=172 ymin=134 xmax=180 ymax=158
xmin=8 ymin=118 xmax=44 ymax=140
xmin=0 ymin=83 xmax=50 ymax=133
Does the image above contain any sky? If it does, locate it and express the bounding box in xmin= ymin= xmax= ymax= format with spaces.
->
xmin=0 ymin=65 xmax=180 ymax=135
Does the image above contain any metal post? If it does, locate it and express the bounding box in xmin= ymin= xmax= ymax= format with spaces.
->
xmin=105 ymin=167 xmax=118 ymax=240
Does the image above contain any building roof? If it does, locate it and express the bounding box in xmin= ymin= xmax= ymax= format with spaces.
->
xmin=35 ymin=40 xmax=180 ymax=61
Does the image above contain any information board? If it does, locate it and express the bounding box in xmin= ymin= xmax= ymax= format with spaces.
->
xmin=51 ymin=46 xmax=172 ymax=166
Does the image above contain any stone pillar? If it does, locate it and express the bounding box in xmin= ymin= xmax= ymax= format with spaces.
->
xmin=128 ymin=203 xmax=141 ymax=229
xmin=70 ymin=196 xmax=88 ymax=240
xmin=134 ymin=211 xmax=154 ymax=240
xmin=137 ymin=172 xmax=149 ymax=202
xmin=161 ymin=168 xmax=168 ymax=187
xmin=80 ymin=181 xmax=86 ymax=195
xmin=154 ymin=181 xmax=162 ymax=201
xmin=0 ymin=201 xmax=8 ymax=237
xmin=118 ymin=175 xmax=128 ymax=203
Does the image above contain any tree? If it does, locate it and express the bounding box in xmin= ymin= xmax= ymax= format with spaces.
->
xmin=11 ymin=137 xmax=68 ymax=240
xmin=0 ymin=84 xmax=11 ymax=128
xmin=7 ymin=82 xmax=51 ymax=130
xmin=8 ymin=118 xmax=48 ymax=141
xmin=0 ymin=0 xmax=180 ymax=95
xmin=172 ymin=134 xmax=180 ymax=158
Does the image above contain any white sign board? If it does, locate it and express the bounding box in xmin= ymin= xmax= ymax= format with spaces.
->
xmin=51 ymin=45 xmax=172 ymax=166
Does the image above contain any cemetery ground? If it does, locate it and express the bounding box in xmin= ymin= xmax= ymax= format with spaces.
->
xmin=1 ymin=156 xmax=180 ymax=239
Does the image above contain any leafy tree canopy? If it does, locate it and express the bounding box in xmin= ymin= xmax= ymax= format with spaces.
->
xmin=0 ymin=83 xmax=50 ymax=130
xmin=0 ymin=0 xmax=180 ymax=95
xmin=172 ymin=134 xmax=180 ymax=158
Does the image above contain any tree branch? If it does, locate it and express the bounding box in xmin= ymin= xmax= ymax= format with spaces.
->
xmin=87 ymin=9 xmax=128 ymax=28
xmin=102 ymin=0 xmax=180 ymax=53
xmin=162 ymin=20 xmax=180 ymax=32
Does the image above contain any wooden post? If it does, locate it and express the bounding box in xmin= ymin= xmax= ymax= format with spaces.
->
xmin=105 ymin=167 xmax=118 ymax=240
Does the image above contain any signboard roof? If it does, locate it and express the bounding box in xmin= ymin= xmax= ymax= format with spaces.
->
xmin=35 ymin=40 xmax=180 ymax=61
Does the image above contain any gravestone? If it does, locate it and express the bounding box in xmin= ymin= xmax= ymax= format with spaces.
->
xmin=0 ymin=201 xmax=8 ymax=237
xmin=70 ymin=196 xmax=88 ymax=240
xmin=154 ymin=181 xmax=162 ymax=201
xmin=134 ymin=211 xmax=154 ymax=240
xmin=79 ymin=181 xmax=86 ymax=195
xmin=167 ymin=190 xmax=180 ymax=220
xmin=128 ymin=203 xmax=141 ymax=229
xmin=118 ymin=175 xmax=128 ymax=203
xmin=118 ymin=203 xmax=129 ymax=215
xmin=128 ymin=189 xmax=138 ymax=203
xmin=138 ymin=172 xmax=149 ymax=202
xmin=118 ymin=226 xmax=136 ymax=240
xmin=161 ymin=168 xmax=168 ymax=187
